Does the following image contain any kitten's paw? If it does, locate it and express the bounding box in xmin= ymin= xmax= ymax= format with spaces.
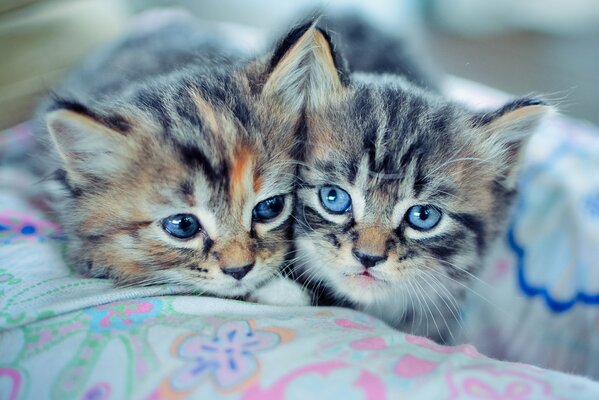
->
xmin=251 ymin=277 xmax=311 ymax=306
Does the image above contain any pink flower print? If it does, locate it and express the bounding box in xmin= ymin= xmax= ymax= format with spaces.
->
xmin=395 ymin=355 xmax=438 ymax=378
xmin=82 ymin=382 xmax=111 ymax=400
xmin=172 ymin=321 xmax=279 ymax=390
xmin=351 ymin=336 xmax=387 ymax=350
xmin=0 ymin=367 xmax=22 ymax=400
xmin=0 ymin=211 xmax=63 ymax=244
xmin=446 ymin=366 xmax=553 ymax=400
xmin=86 ymin=299 xmax=162 ymax=332
xmin=334 ymin=318 xmax=375 ymax=331
xmin=242 ymin=361 xmax=386 ymax=400
xmin=406 ymin=334 xmax=483 ymax=358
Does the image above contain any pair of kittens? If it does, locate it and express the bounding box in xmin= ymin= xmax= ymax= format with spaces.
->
xmin=37 ymin=11 xmax=548 ymax=342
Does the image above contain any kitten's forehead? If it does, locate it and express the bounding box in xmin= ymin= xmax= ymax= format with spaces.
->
xmin=307 ymin=80 xmax=469 ymax=178
xmin=302 ymin=78 xmax=494 ymax=220
xmin=125 ymin=74 xmax=295 ymax=218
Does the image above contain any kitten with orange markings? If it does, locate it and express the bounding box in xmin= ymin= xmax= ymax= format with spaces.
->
xmin=34 ymin=11 xmax=312 ymax=301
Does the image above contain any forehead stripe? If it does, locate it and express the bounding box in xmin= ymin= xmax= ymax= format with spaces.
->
xmin=230 ymin=146 xmax=254 ymax=201
xmin=253 ymin=175 xmax=262 ymax=193
xmin=177 ymin=143 xmax=222 ymax=184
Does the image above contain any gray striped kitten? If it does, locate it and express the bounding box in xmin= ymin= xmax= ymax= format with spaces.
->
xmin=34 ymin=11 xmax=313 ymax=300
xmin=282 ymin=19 xmax=550 ymax=342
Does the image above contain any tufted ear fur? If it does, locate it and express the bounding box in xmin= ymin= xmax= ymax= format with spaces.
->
xmin=261 ymin=21 xmax=349 ymax=113
xmin=472 ymin=98 xmax=551 ymax=188
xmin=46 ymin=102 xmax=132 ymax=187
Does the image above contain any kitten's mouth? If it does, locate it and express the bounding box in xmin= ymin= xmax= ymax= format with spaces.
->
xmin=344 ymin=270 xmax=386 ymax=285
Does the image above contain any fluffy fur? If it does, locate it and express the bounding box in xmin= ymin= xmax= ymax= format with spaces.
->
xmin=282 ymin=17 xmax=550 ymax=342
xmin=34 ymin=11 xmax=313 ymax=298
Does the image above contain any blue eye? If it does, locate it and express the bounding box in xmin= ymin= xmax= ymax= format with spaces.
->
xmin=162 ymin=214 xmax=201 ymax=239
xmin=253 ymin=195 xmax=285 ymax=222
xmin=319 ymin=186 xmax=352 ymax=214
xmin=405 ymin=205 xmax=442 ymax=231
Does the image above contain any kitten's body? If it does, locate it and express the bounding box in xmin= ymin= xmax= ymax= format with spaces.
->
xmin=279 ymin=18 xmax=549 ymax=342
xmin=34 ymin=11 xmax=309 ymax=299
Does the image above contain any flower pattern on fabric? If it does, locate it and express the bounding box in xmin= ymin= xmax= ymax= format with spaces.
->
xmin=0 ymin=367 xmax=23 ymax=400
xmin=241 ymin=361 xmax=386 ymax=400
xmin=446 ymin=366 xmax=554 ymax=399
xmin=81 ymin=382 xmax=112 ymax=400
xmin=0 ymin=211 xmax=63 ymax=245
xmin=0 ymin=269 xmax=21 ymax=286
xmin=405 ymin=335 xmax=482 ymax=358
xmin=171 ymin=321 xmax=279 ymax=390
xmin=509 ymin=139 xmax=599 ymax=312
xmin=85 ymin=299 xmax=162 ymax=332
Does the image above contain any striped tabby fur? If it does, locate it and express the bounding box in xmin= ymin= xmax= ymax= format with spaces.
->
xmin=283 ymin=18 xmax=550 ymax=342
xmin=35 ymin=11 xmax=311 ymax=298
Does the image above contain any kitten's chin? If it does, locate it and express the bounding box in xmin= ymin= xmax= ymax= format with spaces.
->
xmin=155 ymin=269 xmax=272 ymax=298
xmin=206 ymin=283 xmax=252 ymax=298
xmin=204 ymin=274 xmax=275 ymax=298
xmin=334 ymin=273 xmax=394 ymax=305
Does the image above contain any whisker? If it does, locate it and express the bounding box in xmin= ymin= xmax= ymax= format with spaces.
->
xmin=419 ymin=254 xmax=492 ymax=292
xmin=420 ymin=269 xmax=463 ymax=324
xmin=414 ymin=272 xmax=458 ymax=342
xmin=420 ymin=264 xmax=510 ymax=321
xmin=412 ymin=276 xmax=443 ymax=341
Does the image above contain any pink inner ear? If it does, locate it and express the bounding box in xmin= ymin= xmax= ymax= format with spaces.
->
xmin=262 ymin=23 xmax=344 ymax=114
xmin=46 ymin=109 xmax=131 ymax=185
xmin=483 ymin=104 xmax=548 ymax=141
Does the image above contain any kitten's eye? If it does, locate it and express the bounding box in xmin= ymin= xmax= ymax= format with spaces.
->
xmin=253 ymin=195 xmax=285 ymax=222
xmin=405 ymin=205 xmax=442 ymax=231
xmin=162 ymin=214 xmax=201 ymax=239
xmin=319 ymin=186 xmax=352 ymax=214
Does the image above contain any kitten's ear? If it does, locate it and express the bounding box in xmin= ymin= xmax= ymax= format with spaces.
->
xmin=472 ymin=98 xmax=552 ymax=188
xmin=46 ymin=103 xmax=131 ymax=186
xmin=261 ymin=21 xmax=349 ymax=112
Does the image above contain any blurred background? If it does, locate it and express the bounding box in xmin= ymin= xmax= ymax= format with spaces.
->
xmin=1 ymin=0 xmax=598 ymax=129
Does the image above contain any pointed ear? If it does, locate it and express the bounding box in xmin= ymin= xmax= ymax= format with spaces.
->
xmin=46 ymin=103 xmax=132 ymax=186
xmin=261 ymin=21 xmax=349 ymax=112
xmin=472 ymin=98 xmax=552 ymax=188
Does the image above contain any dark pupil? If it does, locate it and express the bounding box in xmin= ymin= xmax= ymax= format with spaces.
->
xmin=254 ymin=196 xmax=284 ymax=221
xmin=264 ymin=197 xmax=283 ymax=214
xmin=417 ymin=207 xmax=430 ymax=220
xmin=326 ymin=189 xmax=338 ymax=202
xmin=178 ymin=216 xmax=193 ymax=230
xmin=162 ymin=214 xmax=199 ymax=239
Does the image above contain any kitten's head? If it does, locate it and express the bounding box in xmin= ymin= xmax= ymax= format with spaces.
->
xmin=285 ymin=26 xmax=550 ymax=312
xmin=44 ymin=26 xmax=318 ymax=297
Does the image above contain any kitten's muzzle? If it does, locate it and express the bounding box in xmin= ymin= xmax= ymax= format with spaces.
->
xmin=352 ymin=250 xmax=387 ymax=269
xmin=222 ymin=263 xmax=254 ymax=280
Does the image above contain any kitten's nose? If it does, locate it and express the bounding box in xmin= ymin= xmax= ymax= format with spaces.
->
xmin=352 ymin=250 xmax=387 ymax=269
xmin=222 ymin=263 xmax=254 ymax=280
